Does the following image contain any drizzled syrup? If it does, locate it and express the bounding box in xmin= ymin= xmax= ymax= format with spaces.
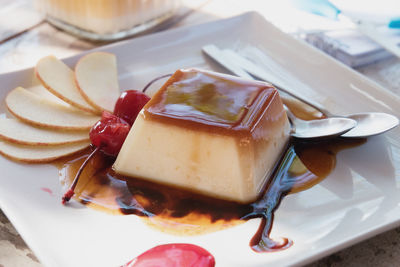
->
xmin=248 ymin=139 xmax=364 ymax=252
xmin=59 ymin=137 xmax=365 ymax=249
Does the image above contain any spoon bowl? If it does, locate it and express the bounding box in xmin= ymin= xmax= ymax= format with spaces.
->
xmin=342 ymin=112 xmax=399 ymax=138
xmin=285 ymin=107 xmax=357 ymax=140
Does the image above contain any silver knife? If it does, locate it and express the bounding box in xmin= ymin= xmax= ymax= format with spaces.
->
xmin=202 ymin=45 xmax=253 ymax=79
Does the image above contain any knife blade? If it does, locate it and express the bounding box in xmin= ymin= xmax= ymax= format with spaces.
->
xmin=202 ymin=45 xmax=253 ymax=79
xmin=201 ymin=44 xmax=328 ymax=113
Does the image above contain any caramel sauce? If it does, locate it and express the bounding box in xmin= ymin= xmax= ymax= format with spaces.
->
xmin=248 ymin=139 xmax=364 ymax=252
xmin=59 ymin=137 xmax=364 ymax=244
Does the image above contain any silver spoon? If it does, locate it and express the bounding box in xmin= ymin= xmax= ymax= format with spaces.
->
xmin=280 ymin=93 xmax=399 ymax=138
xmin=286 ymin=93 xmax=397 ymax=138
xmin=284 ymin=106 xmax=357 ymax=139
xmin=202 ymin=45 xmax=399 ymax=138
xmin=288 ymin=96 xmax=397 ymax=138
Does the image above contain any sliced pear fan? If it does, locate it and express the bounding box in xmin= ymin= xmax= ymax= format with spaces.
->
xmin=36 ymin=55 xmax=99 ymax=114
xmin=75 ymin=52 xmax=120 ymax=112
xmin=0 ymin=118 xmax=89 ymax=146
xmin=6 ymin=87 xmax=100 ymax=131
xmin=0 ymin=140 xmax=90 ymax=163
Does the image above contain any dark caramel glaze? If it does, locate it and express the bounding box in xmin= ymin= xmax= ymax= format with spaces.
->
xmin=144 ymin=69 xmax=278 ymax=135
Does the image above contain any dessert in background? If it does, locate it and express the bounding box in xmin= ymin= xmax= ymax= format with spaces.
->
xmin=35 ymin=0 xmax=181 ymax=40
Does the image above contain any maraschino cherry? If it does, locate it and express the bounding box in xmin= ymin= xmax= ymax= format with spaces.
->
xmin=114 ymin=90 xmax=150 ymax=126
xmin=113 ymin=73 xmax=172 ymax=125
xmin=62 ymin=91 xmax=150 ymax=204
xmin=90 ymin=111 xmax=131 ymax=156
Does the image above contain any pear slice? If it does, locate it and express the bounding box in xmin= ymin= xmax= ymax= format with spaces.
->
xmin=28 ymin=85 xmax=69 ymax=106
xmin=0 ymin=118 xmax=89 ymax=146
xmin=75 ymin=52 xmax=120 ymax=112
xmin=36 ymin=55 xmax=99 ymax=114
xmin=0 ymin=140 xmax=90 ymax=163
xmin=6 ymin=87 xmax=100 ymax=130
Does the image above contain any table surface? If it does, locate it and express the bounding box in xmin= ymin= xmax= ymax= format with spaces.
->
xmin=1 ymin=1 xmax=400 ymax=267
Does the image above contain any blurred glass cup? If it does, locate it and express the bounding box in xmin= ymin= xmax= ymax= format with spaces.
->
xmin=35 ymin=0 xmax=181 ymax=41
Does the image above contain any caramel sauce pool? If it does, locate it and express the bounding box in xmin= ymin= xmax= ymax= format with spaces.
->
xmin=57 ymin=100 xmax=365 ymax=251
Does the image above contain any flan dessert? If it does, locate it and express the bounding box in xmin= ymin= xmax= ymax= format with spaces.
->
xmin=114 ymin=69 xmax=290 ymax=203
xmin=35 ymin=0 xmax=181 ymax=39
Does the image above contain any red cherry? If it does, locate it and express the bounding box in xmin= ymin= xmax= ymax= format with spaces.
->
xmin=63 ymin=112 xmax=130 ymax=204
xmin=63 ymin=89 xmax=153 ymax=204
xmin=122 ymin=244 xmax=215 ymax=267
xmin=114 ymin=90 xmax=150 ymax=126
xmin=89 ymin=111 xmax=131 ymax=157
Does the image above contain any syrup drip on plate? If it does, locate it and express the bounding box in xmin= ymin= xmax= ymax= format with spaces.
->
xmin=247 ymin=138 xmax=364 ymax=252
xmin=58 ymin=137 xmax=365 ymax=249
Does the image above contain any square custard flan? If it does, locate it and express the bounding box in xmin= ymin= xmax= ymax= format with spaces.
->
xmin=114 ymin=69 xmax=290 ymax=203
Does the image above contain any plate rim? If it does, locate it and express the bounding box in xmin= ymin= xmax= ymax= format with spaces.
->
xmin=0 ymin=11 xmax=399 ymax=267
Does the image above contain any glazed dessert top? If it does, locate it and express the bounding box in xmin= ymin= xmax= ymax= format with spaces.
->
xmin=144 ymin=69 xmax=277 ymax=133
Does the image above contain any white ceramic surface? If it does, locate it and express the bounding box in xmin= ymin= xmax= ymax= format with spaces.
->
xmin=0 ymin=12 xmax=400 ymax=267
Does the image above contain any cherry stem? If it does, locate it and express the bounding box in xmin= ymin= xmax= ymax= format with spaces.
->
xmin=62 ymin=146 xmax=100 ymax=205
xmin=142 ymin=74 xmax=172 ymax=93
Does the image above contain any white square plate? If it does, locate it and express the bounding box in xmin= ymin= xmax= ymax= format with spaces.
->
xmin=1 ymin=12 xmax=400 ymax=267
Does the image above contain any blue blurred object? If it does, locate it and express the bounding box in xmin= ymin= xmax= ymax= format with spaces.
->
xmin=290 ymin=0 xmax=400 ymax=28
xmin=388 ymin=18 xmax=400 ymax=28
xmin=289 ymin=0 xmax=340 ymax=19
xmin=291 ymin=0 xmax=400 ymax=58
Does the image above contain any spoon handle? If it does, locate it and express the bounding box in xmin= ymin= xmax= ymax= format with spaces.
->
xmin=283 ymin=105 xmax=309 ymax=135
xmin=283 ymin=105 xmax=297 ymax=129
xmin=270 ymin=83 xmax=333 ymax=117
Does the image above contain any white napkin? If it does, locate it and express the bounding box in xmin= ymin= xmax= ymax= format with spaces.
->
xmin=305 ymin=28 xmax=399 ymax=67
